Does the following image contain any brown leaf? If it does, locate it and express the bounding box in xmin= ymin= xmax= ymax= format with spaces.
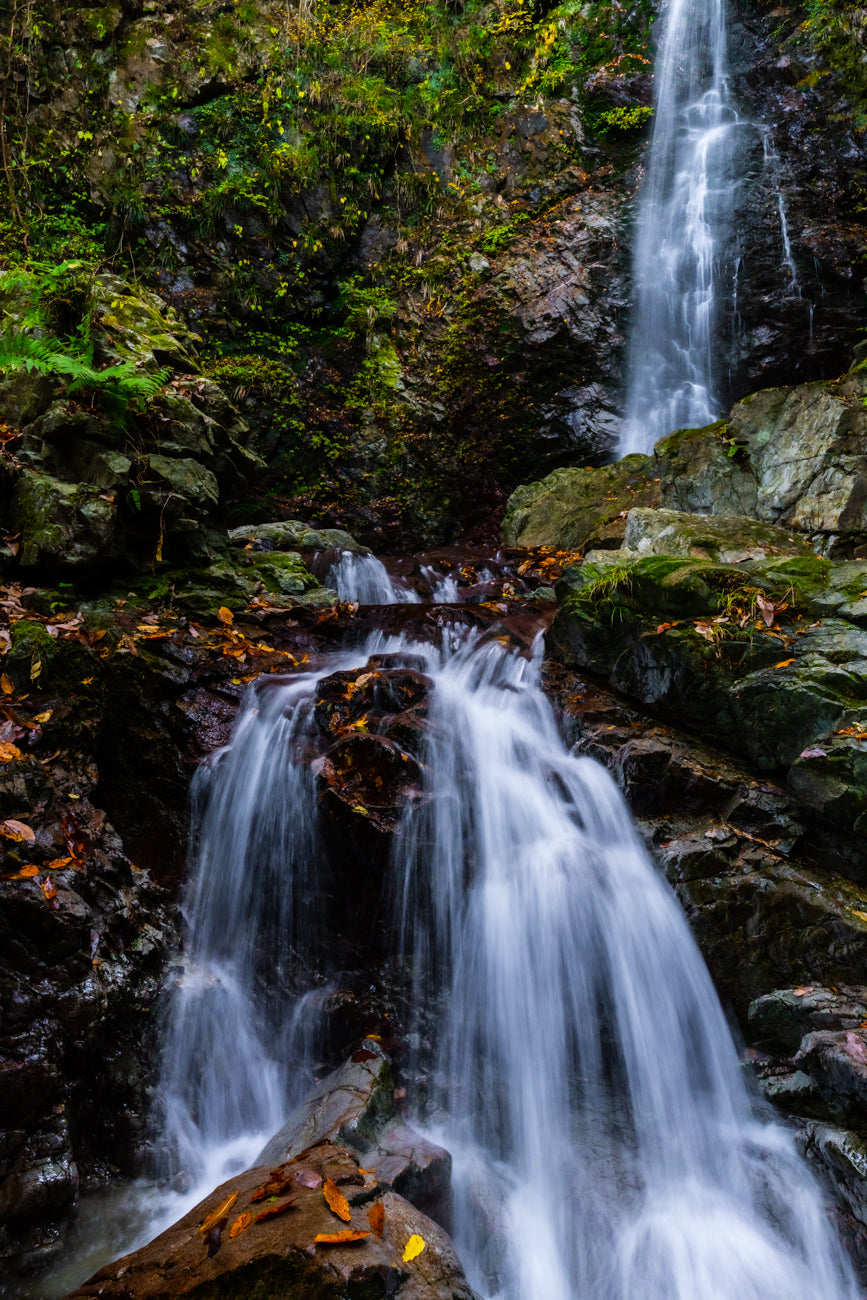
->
xmin=755 ymin=593 xmax=776 ymax=627
xmin=40 ymin=878 xmax=57 ymax=902
xmin=228 ymin=1212 xmax=251 ymax=1238
xmin=314 ymin=1230 xmax=369 ymax=1245
xmin=250 ymin=1176 xmax=293 ymax=1202
xmin=199 ymin=1192 xmax=238 ymax=1235
xmin=292 ymin=1167 xmax=323 ymax=1189
xmin=368 ymin=1203 xmax=385 ymax=1238
xmin=46 ymin=855 xmax=75 ymax=869
xmin=254 ymin=1197 xmax=298 ymax=1223
xmin=217 ymin=606 xmax=234 ymax=625
xmin=1 ymin=818 xmax=34 ymax=842
xmin=0 ymin=674 xmax=13 ymax=695
xmin=323 ymin=1178 xmax=351 ymax=1222
xmin=351 ymin=1049 xmax=377 ymax=1063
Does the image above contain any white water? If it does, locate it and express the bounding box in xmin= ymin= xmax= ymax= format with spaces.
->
xmin=392 ymin=631 xmax=859 ymax=1300
xmin=328 ymin=550 xmax=421 ymax=603
xmin=143 ymin=618 xmax=858 ymax=1300
xmin=622 ymin=0 xmax=739 ymax=455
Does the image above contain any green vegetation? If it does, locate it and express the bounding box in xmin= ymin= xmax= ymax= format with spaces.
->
xmin=799 ymin=1 xmax=867 ymax=125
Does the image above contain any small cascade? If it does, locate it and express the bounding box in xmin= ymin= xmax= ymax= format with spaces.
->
xmin=157 ymin=651 xmax=365 ymax=1184
xmin=622 ymin=0 xmax=740 ymax=455
xmin=421 ymin=564 xmax=460 ymax=603
xmin=761 ymin=129 xmax=801 ymax=298
xmin=327 ymin=550 xmax=421 ymax=604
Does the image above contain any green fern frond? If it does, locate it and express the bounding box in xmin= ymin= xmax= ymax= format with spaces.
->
xmin=0 ymin=331 xmax=167 ymax=409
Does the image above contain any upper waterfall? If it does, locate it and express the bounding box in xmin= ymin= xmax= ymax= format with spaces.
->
xmin=621 ymin=0 xmax=739 ymax=455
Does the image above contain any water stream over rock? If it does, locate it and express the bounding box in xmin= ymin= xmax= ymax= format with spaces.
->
xmin=144 ymin=587 xmax=858 ymax=1298
xmin=622 ymin=0 xmax=738 ymax=454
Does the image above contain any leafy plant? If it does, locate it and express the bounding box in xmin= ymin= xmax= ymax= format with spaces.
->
xmin=0 ymin=332 xmax=167 ymax=423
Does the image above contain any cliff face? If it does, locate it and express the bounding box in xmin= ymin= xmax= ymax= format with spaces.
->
xmin=2 ymin=0 xmax=861 ymax=562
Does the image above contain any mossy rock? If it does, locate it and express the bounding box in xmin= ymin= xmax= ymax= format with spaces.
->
xmin=502 ymin=454 xmax=658 ymax=549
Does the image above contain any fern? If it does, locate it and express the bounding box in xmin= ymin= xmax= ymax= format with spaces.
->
xmin=0 ymin=331 xmax=168 ymax=413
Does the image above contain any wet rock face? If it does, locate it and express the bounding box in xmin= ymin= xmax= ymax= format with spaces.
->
xmin=69 ymin=1141 xmax=477 ymax=1300
xmin=720 ymin=3 xmax=867 ymax=400
xmin=0 ymin=806 xmax=174 ymax=1275
xmin=655 ymin=370 xmax=867 ymax=557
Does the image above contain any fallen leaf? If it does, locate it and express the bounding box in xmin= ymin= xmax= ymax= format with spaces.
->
xmin=47 ymin=856 xmax=75 ymax=869
xmin=358 ymin=1168 xmax=376 ymax=1176
xmin=799 ymin=747 xmax=826 ymax=760
xmin=368 ymin=1203 xmax=385 ymax=1237
xmin=228 ymin=1212 xmax=251 ymax=1238
xmin=0 ymin=673 xmax=13 ymax=695
xmin=1 ymin=819 xmax=35 ymax=841
xmin=217 ymin=606 xmax=234 ymax=625
xmin=774 ymin=659 xmax=795 ymax=669
xmin=2 ymin=864 xmax=39 ymax=879
xmin=323 ymin=1178 xmax=351 ymax=1222
xmin=251 ymin=1176 xmax=293 ymax=1202
xmin=755 ymin=593 xmax=776 ymax=627
xmin=292 ymin=1167 xmax=323 ymax=1189
xmin=314 ymin=1230 xmax=369 ymax=1245
xmin=40 ymin=878 xmax=57 ymax=902
xmin=0 ymin=740 xmax=23 ymax=762
xmin=199 ymin=1192 xmax=238 ymax=1235
xmin=403 ymin=1234 xmax=426 ymax=1262
xmin=254 ymin=1197 xmax=298 ymax=1223
xmin=656 ymin=622 xmax=673 ymax=635
xmin=793 ymin=986 xmax=815 ymax=998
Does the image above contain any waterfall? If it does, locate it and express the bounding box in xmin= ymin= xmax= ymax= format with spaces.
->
xmin=328 ymin=550 xmax=421 ymax=603
xmin=150 ymin=616 xmax=856 ymax=1300
xmin=621 ymin=0 xmax=739 ymax=455
xmin=158 ymin=650 xmax=368 ymax=1185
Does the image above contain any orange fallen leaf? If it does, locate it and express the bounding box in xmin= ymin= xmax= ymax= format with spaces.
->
xmin=228 ymin=1212 xmax=251 ymax=1238
xmin=656 ymin=622 xmax=673 ymax=635
xmin=1 ymin=819 xmax=35 ymax=842
xmin=217 ymin=606 xmax=234 ymax=625
xmin=403 ymin=1233 xmax=426 ymax=1262
xmin=254 ymin=1197 xmax=298 ymax=1222
xmin=774 ymin=659 xmax=795 ymax=669
xmin=33 ymin=710 xmax=52 ymax=723
xmin=0 ymin=741 xmax=23 ymax=762
xmin=323 ymin=1178 xmax=351 ymax=1222
xmin=0 ymin=673 xmax=13 ymax=695
xmin=199 ymin=1192 xmax=238 ymax=1235
xmin=2 ymin=864 xmax=39 ymax=880
xmin=47 ymin=856 xmax=75 ymax=869
xmin=368 ymin=1203 xmax=385 ymax=1238
xmin=40 ymin=878 xmax=57 ymax=902
xmin=358 ymin=1168 xmax=376 ymax=1176
xmin=314 ymin=1230 xmax=369 ymax=1245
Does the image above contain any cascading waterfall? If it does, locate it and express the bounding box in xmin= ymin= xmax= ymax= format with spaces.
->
xmin=621 ymin=0 xmax=739 ymax=455
xmin=151 ymin=610 xmax=857 ymax=1299
xmin=394 ymin=632 xmax=858 ymax=1300
xmin=158 ymin=651 xmax=367 ymax=1186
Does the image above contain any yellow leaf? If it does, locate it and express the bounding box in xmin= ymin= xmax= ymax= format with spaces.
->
xmin=34 ymin=710 xmax=52 ymax=723
xmin=199 ymin=1192 xmax=238 ymax=1235
xmin=774 ymin=659 xmax=795 ymax=668
xmin=1 ymin=673 xmax=13 ymax=695
xmin=217 ymin=606 xmax=234 ymax=625
xmin=3 ymin=863 xmax=39 ymax=879
xmin=0 ymin=741 xmax=23 ymax=762
xmin=403 ymin=1234 xmax=426 ymax=1262
xmin=314 ymin=1230 xmax=369 ymax=1244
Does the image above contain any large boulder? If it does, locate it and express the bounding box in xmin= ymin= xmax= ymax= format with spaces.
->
xmin=502 ymin=454 xmax=659 ymax=550
xmin=69 ymin=1142 xmax=477 ymax=1300
xmin=655 ymin=370 xmax=867 ymax=556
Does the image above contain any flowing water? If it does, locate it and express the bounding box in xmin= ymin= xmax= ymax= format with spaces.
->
xmin=621 ymin=0 xmax=739 ymax=455
xmin=147 ymin=606 xmax=856 ymax=1299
